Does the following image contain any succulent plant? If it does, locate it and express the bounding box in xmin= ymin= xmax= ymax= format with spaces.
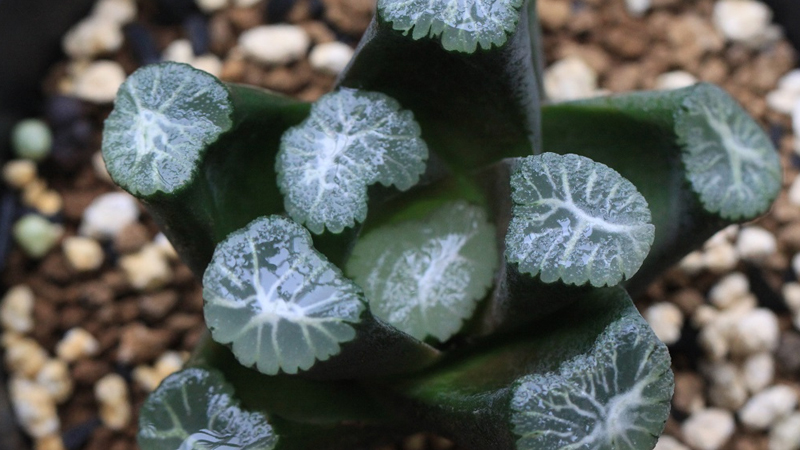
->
xmin=101 ymin=0 xmax=781 ymax=448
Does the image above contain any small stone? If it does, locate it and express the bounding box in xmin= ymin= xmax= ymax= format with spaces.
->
xmin=703 ymin=242 xmax=739 ymax=274
xmin=5 ymin=337 xmax=49 ymax=378
xmin=654 ymin=436 xmax=689 ymax=450
xmin=239 ymin=25 xmax=310 ymax=65
xmin=736 ymin=226 xmax=777 ymax=261
xmin=544 ymin=56 xmax=598 ymax=101
xmin=117 ymin=323 xmax=171 ymax=364
xmin=13 ymin=214 xmax=63 ymax=259
xmin=92 ymin=0 xmax=137 ymax=24
xmin=645 ymin=302 xmax=683 ymax=345
xmin=55 ymin=328 xmax=100 ymax=363
xmin=1 ymin=285 xmax=35 ymax=333
xmin=670 ymin=288 xmax=705 ymax=316
xmin=625 ymin=0 xmax=651 ymax=16
xmin=91 ymin=152 xmax=112 ymax=183
xmin=154 ymin=351 xmax=184 ymax=376
xmin=537 ymin=0 xmax=571 ymax=29
xmin=10 ymin=378 xmax=59 ymax=438
xmin=766 ymin=89 xmax=798 ymax=115
xmin=655 ymin=71 xmax=698 ymax=90
xmin=2 ymin=160 xmax=37 ymax=189
xmin=139 ymin=290 xmax=178 ymax=321
xmin=152 ymin=233 xmax=178 ymax=260
xmin=789 ymin=175 xmax=800 ymax=207
xmin=782 ymin=282 xmax=800 ymax=313
xmin=119 ymin=245 xmax=173 ymax=292
xmin=679 ymin=250 xmax=705 ymax=275
xmin=731 ymin=308 xmax=780 ymax=356
xmin=712 ymin=0 xmax=773 ymax=45
xmin=708 ymin=272 xmax=750 ymax=309
xmin=35 ymin=434 xmax=66 ymax=450
xmin=79 ymin=192 xmax=140 ymax=240
xmin=742 ymin=352 xmax=774 ymax=394
xmin=131 ymin=365 xmax=161 ymax=392
xmin=681 ymin=408 xmax=735 ymax=450
xmin=769 ymin=413 xmax=800 ymax=450
xmin=36 ymin=359 xmax=73 ymax=404
xmin=309 ymin=42 xmax=353 ymax=76
xmin=162 ymin=39 xmax=194 ymax=64
xmin=62 ymin=18 xmax=123 ymax=59
xmin=196 ymin=0 xmax=228 ymax=13
xmin=94 ymin=374 xmax=131 ymax=430
xmin=73 ymin=60 xmax=126 ymax=104
xmin=705 ymin=362 xmax=748 ymax=410
xmin=739 ymin=385 xmax=798 ymax=430
xmin=62 ymin=237 xmax=104 ymax=272
xmin=12 ymin=119 xmax=52 ymax=162
xmin=792 ymin=253 xmax=800 ymax=279
xmin=192 ymin=54 xmax=223 ymax=77
xmin=133 ymin=351 xmax=184 ymax=391
xmin=32 ymin=190 xmax=63 ymax=216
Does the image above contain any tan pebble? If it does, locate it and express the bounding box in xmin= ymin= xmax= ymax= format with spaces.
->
xmin=2 ymin=160 xmax=37 ymax=189
xmin=132 ymin=366 xmax=161 ymax=392
xmin=117 ymin=323 xmax=171 ymax=364
xmin=152 ymin=233 xmax=178 ymax=261
xmin=669 ymin=288 xmax=705 ymax=316
xmin=10 ymin=378 xmax=59 ymax=438
xmin=673 ymin=372 xmax=705 ymax=414
xmin=73 ymin=60 xmax=126 ymax=104
xmin=95 ymin=374 xmax=131 ymax=430
xmin=36 ymin=359 xmax=73 ymax=404
xmin=62 ymin=17 xmax=123 ymax=60
xmin=113 ymin=223 xmax=149 ymax=254
xmin=56 ymin=328 xmax=100 ymax=363
xmin=91 ymin=152 xmax=112 ymax=182
xmin=22 ymin=178 xmax=48 ymax=207
xmin=537 ymin=0 xmax=571 ymax=30
xmin=5 ymin=337 xmax=48 ymax=378
xmin=33 ymin=190 xmax=63 ymax=216
xmin=34 ymin=434 xmax=66 ymax=450
xmin=1 ymin=284 xmax=35 ymax=333
xmin=119 ymin=245 xmax=173 ymax=291
xmin=63 ymin=237 xmax=104 ymax=272
xmin=703 ymin=242 xmax=739 ymax=274
xmin=154 ymin=351 xmax=184 ymax=376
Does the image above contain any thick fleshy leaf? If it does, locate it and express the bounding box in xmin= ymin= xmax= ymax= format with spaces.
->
xmin=675 ymin=84 xmax=781 ymax=221
xmin=203 ymin=216 xmax=366 ymax=375
xmin=102 ymin=62 xmax=233 ymax=197
xmin=138 ymin=368 xmax=276 ymax=450
xmin=377 ymin=0 xmax=524 ymax=53
xmin=347 ymin=201 xmax=497 ymax=342
xmin=505 ymin=153 xmax=654 ymax=287
xmin=276 ymin=88 xmax=428 ymax=234
xmin=510 ymin=316 xmax=673 ymax=450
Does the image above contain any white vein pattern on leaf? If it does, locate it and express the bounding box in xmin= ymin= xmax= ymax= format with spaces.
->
xmin=102 ymin=64 xmax=231 ymax=196
xmin=506 ymin=153 xmax=654 ymax=287
xmin=277 ymin=89 xmax=427 ymax=234
xmin=203 ymin=217 xmax=365 ymax=375
xmin=347 ymin=202 xmax=497 ymax=342
xmin=677 ymin=87 xmax=781 ymax=221
xmin=378 ymin=0 xmax=524 ymax=52
xmin=139 ymin=368 xmax=276 ymax=450
xmin=511 ymin=321 xmax=672 ymax=450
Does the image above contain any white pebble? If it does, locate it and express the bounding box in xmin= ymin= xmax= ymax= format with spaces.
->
xmin=119 ymin=244 xmax=173 ymax=291
xmin=192 ymin=54 xmax=223 ymax=77
xmin=742 ymin=352 xmax=774 ymax=394
xmin=95 ymin=374 xmax=131 ymax=430
xmin=731 ymin=308 xmax=779 ymax=356
xmin=92 ymin=0 xmax=137 ymax=25
xmin=55 ymin=328 xmax=100 ymax=363
xmin=62 ymin=18 xmax=123 ymax=60
xmin=163 ymin=39 xmax=194 ymax=64
xmin=679 ymin=250 xmax=706 ymax=275
xmin=712 ymin=0 xmax=773 ymax=45
xmin=681 ymin=408 xmax=735 ymax=450
xmin=62 ymin=237 xmax=104 ymax=272
xmin=36 ymin=360 xmax=73 ymax=404
xmin=645 ymin=302 xmax=684 ymax=345
xmin=704 ymin=362 xmax=748 ymax=410
xmin=703 ymin=241 xmax=739 ymax=274
xmin=779 ymin=70 xmax=800 ymax=93
xmin=624 ymin=0 xmax=651 ymax=16
xmin=793 ymin=100 xmax=800 ymax=155
xmin=792 ymin=253 xmax=800 ymax=279
xmin=239 ymin=25 xmax=311 ymax=65
xmin=655 ymin=71 xmax=698 ymax=90
xmin=73 ymin=60 xmax=126 ymax=104
xmin=1 ymin=285 xmax=34 ymax=333
xmin=544 ymin=57 xmax=598 ymax=101
xmin=735 ymin=226 xmax=777 ymax=261
xmin=654 ymin=435 xmax=689 ymax=450
xmin=708 ymin=272 xmax=750 ymax=309
xmin=153 ymin=233 xmax=178 ymax=261
xmin=195 ymin=0 xmax=228 ymax=13
xmin=5 ymin=337 xmax=48 ymax=378
xmin=309 ymin=42 xmax=353 ymax=75
xmin=782 ymin=282 xmax=800 ymax=313
xmin=79 ymin=192 xmax=140 ymax=240
xmin=10 ymin=378 xmax=59 ymax=438
xmin=766 ymin=89 xmax=798 ymax=115
xmin=770 ymin=413 xmax=800 ymax=450
xmin=739 ymin=385 xmax=798 ymax=430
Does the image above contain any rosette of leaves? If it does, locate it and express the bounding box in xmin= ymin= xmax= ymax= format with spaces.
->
xmin=100 ymin=0 xmax=781 ymax=447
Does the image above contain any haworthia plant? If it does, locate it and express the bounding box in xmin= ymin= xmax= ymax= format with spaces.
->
xmin=97 ymin=0 xmax=781 ymax=447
